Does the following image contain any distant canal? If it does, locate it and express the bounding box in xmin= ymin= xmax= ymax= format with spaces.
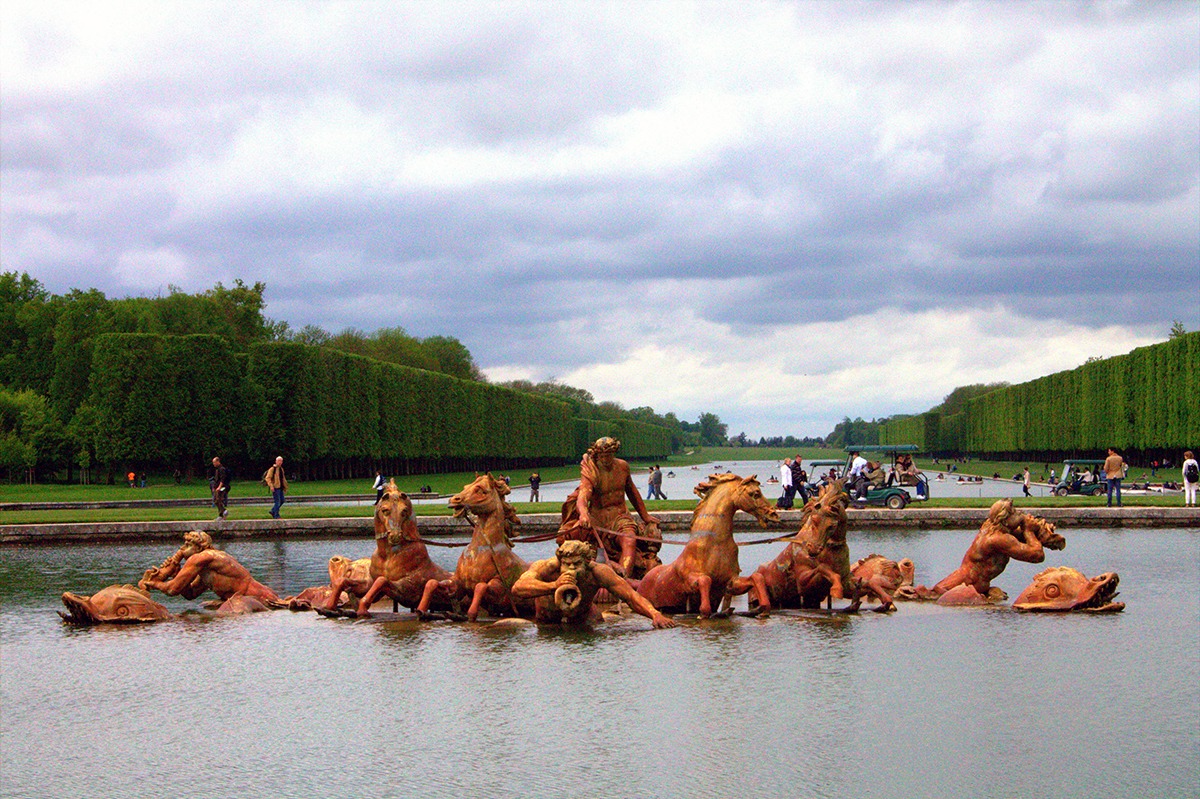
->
xmin=2 ymin=525 xmax=1196 ymax=798
xmin=301 ymin=459 xmax=1069 ymax=510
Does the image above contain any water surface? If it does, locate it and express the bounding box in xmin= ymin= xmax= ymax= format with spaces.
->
xmin=2 ymin=526 xmax=1197 ymax=798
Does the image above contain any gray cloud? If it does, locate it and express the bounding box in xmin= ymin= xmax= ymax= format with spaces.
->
xmin=3 ymin=0 xmax=1196 ymax=435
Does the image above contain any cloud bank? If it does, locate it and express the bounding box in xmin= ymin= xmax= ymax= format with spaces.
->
xmin=3 ymin=1 xmax=1196 ymax=435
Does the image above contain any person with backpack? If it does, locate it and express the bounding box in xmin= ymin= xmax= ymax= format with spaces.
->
xmin=1183 ymin=451 xmax=1199 ymax=507
xmin=263 ymin=456 xmax=288 ymax=519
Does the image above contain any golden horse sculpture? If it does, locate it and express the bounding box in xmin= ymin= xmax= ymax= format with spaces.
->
xmin=447 ymin=474 xmax=534 ymax=622
xmin=636 ymin=473 xmax=780 ymax=617
xmin=320 ymin=480 xmax=460 ymax=618
xmin=732 ymin=480 xmax=889 ymax=614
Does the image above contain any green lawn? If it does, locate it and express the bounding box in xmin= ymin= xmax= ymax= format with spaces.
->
xmin=3 ymin=446 xmax=1186 ymax=526
xmin=0 ymin=447 xmax=819 ymax=505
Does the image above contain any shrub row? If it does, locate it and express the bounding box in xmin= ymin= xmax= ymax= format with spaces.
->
xmin=84 ymin=336 xmax=673 ymax=476
xmin=569 ymin=417 xmax=674 ymax=461
xmin=878 ymin=333 xmax=1198 ymax=458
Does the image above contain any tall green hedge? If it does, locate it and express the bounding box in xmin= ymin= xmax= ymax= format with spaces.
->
xmin=572 ymin=417 xmax=672 ymax=461
xmin=879 ymin=415 xmax=929 ymax=448
xmin=246 ymin=342 xmax=577 ymax=466
xmin=876 ymin=334 xmax=1196 ymax=458
xmin=90 ymin=334 xmax=246 ymax=465
xmin=963 ymin=333 xmax=1198 ymax=455
xmin=87 ymin=335 xmax=581 ymax=473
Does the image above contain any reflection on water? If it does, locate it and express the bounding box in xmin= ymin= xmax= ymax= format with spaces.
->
xmin=1 ymin=527 xmax=1197 ymax=798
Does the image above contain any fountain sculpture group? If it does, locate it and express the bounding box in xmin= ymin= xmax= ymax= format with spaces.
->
xmin=59 ymin=437 xmax=1125 ymax=627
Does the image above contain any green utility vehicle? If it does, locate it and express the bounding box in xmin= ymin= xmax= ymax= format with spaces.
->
xmin=1052 ymin=459 xmax=1108 ymax=497
xmin=842 ymin=445 xmax=929 ymax=510
xmin=796 ymin=459 xmax=846 ymax=500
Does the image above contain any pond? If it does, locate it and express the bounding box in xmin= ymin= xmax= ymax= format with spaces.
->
xmin=2 ymin=524 xmax=1197 ymax=798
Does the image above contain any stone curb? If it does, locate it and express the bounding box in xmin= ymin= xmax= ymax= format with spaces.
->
xmin=3 ymin=506 xmax=1196 ymax=546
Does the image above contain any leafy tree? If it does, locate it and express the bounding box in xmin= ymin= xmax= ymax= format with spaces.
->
xmin=826 ymin=416 xmax=881 ymax=448
xmin=698 ymin=412 xmax=728 ymax=446
xmin=931 ymin=383 xmax=1010 ymax=417
xmin=292 ymin=325 xmax=332 ymax=347
xmin=66 ymin=402 xmax=101 ymax=480
xmin=368 ymin=327 xmax=438 ymax=372
xmin=0 ymin=388 xmax=62 ymax=482
xmin=49 ymin=289 xmax=114 ymax=420
xmin=206 ymin=280 xmax=271 ymax=346
xmin=0 ymin=272 xmax=58 ymax=393
xmin=326 ymin=328 xmax=371 ymax=357
xmin=421 ymin=335 xmax=482 ymax=381
xmin=594 ymin=401 xmax=626 ymax=421
xmin=1169 ymin=320 xmax=1187 ymax=339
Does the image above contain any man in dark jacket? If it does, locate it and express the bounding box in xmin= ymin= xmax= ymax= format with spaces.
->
xmin=790 ymin=457 xmax=809 ymax=504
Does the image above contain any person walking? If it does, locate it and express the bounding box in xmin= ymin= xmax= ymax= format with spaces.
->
xmin=529 ymin=472 xmax=541 ymax=502
xmin=651 ymin=465 xmax=665 ymax=500
xmin=1103 ymin=448 xmax=1125 ymax=507
xmin=1182 ymin=450 xmax=1199 ymax=507
xmin=776 ymin=458 xmax=795 ymax=509
xmin=646 ymin=465 xmax=665 ymax=500
xmin=791 ymin=456 xmax=809 ymax=504
xmin=372 ymin=471 xmax=386 ymax=504
xmin=211 ymin=457 xmax=230 ymax=519
xmin=264 ymin=456 xmax=288 ymax=519
xmin=1022 ymin=467 xmax=1031 ymax=498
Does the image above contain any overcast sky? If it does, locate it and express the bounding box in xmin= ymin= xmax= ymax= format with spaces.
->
xmin=3 ymin=1 xmax=1197 ymax=437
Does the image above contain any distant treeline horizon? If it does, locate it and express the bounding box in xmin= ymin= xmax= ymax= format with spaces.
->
xmin=7 ymin=273 xmax=1185 ymax=484
xmin=0 ymin=274 xmax=737 ymax=483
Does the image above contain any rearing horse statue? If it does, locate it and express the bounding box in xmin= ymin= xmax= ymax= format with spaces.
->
xmin=731 ymin=479 xmax=869 ymax=614
xmin=325 ymin=479 xmax=459 ymax=617
xmin=637 ymin=473 xmax=779 ymax=617
xmin=447 ymin=474 xmax=533 ymax=621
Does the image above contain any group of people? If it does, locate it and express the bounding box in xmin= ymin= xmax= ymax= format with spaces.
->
xmin=208 ymin=455 xmax=288 ymax=520
xmin=204 ymin=445 xmax=1200 ymax=526
xmin=646 ymin=464 xmax=667 ymax=500
xmin=845 ymin=452 xmax=883 ymax=501
xmin=775 ymin=456 xmax=809 ymax=509
xmin=888 ymin=454 xmax=920 ymax=486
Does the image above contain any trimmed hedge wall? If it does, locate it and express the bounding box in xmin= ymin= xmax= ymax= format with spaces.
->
xmin=89 ymin=336 xmax=581 ymax=474
xmin=90 ymin=334 xmax=246 ymax=466
xmin=573 ymin=417 xmax=673 ymax=461
xmin=86 ymin=336 xmax=672 ymax=477
xmin=964 ymin=332 xmax=1198 ymax=456
xmin=879 ymin=414 xmax=931 ymax=448
xmin=246 ymin=342 xmax=579 ymax=473
xmin=877 ymin=333 xmax=1198 ymax=458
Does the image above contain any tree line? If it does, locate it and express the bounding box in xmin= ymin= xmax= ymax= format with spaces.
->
xmin=0 ymin=273 xmax=708 ymax=483
xmin=878 ymin=333 xmax=1198 ymax=462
